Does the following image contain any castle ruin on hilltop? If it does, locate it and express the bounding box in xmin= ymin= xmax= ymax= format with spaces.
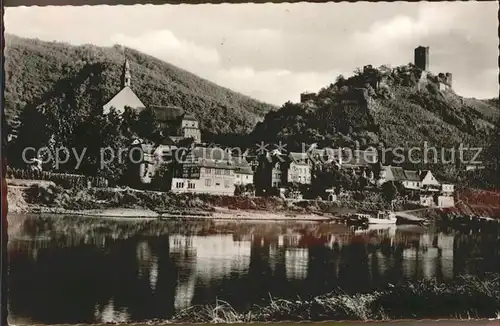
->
xmin=415 ymin=45 xmax=453 ymax=92
xmin=298 ymin=45 xmax=454 ymax=103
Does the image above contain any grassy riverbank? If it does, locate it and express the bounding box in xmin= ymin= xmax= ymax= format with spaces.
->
xmin=7 ymin=179 xmax=500 ymax=222
xmin=7 ymin=179 xmax=396 ymax=219
xmin=169 ymin=274 xmax=500 ymax=323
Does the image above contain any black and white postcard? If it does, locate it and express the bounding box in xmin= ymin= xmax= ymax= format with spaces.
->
xmin=2 ymin=1 xmax=499 ymax=325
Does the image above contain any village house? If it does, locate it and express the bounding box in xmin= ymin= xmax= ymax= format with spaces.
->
xmin=339 ymin=149 xmax=377 ymax=181
xmin=441 ymin=183 xmax=455 ymax=195
xmin=419 ymin=170 xmax=441 ymax=192
xmin=377 ymin=165 xmax=454 ymax=207
xmin=254 ymin=151 xmax=312 ymax=196
xmin=308 ymin=147 xmax=342 ymax=167
xmin=402 ymin=170 xmax=421 ymax=190
xmin=150 ymin=106 xmax=202 ymax=144
xmin=286 ymin=152 xmax=312 ymax=185
xmin=170 ymin=146 xmax=235 ymax=196
xmin=233 ymin=157 xmax=254 ymax=186
xmin=378 ymin=166 xmax=442 ymax=191
xmin=377 ymin=166 xmax=406 ymax=186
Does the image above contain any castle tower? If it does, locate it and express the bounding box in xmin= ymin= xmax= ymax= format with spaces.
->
xmin=445 ymin=72 xmax=452 ymax=88
xmin=121 ymin=58 xmax=131 ymax=88
xmin=414 ymin=46 xmax=429 ymax=71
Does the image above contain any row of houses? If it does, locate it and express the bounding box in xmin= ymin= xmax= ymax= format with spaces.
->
xmin=378 ymin=166 xmax=455 ymax=195
xmin=136 ymin=143 xmax=454 ymax=203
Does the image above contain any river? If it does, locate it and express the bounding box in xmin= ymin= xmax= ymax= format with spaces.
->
xmin=6 ymin=213 xmax=500 ymax=324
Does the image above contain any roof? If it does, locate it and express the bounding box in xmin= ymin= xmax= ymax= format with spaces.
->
xmin=198 ymin=159 xmax=235 ymax=170
xmin=151 ymin=106 xmax=197 ymax=123
xmin=234 ymin=166 xmax=253 ymax=175
xmin=189 ymin=147 xmax=232 ymax=161
xmin=103 ymin=86 xmax=146 ymax=114
xmin=183 ymin=113 xmax=197 ymax=121
xmin=179 ymin=147 xmax=234 ymax=170
xmin=233 ymin=156 xmax=253 ymax=175
xmin=289 ymin=152 xmax=309 ymax=164
xmin=420 ymin=170 xmax=431 ymax=180
xmin=404 ymin=170 xmax=420 ymax=182
xmin=389 ymin=166 xmax=407 ymax=181
xmin=151 ymin=106 xmax=185 ymax=122
xmin=309 ymin=148 xmax=342 ymax=163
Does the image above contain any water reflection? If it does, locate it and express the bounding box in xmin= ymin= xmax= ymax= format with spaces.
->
xmin=7 ymin=215 xmax=500 ymax=325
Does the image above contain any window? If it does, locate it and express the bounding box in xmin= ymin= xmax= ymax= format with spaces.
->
xmin=245 ymin=175 xmax=249 ymax=180
xmin=176 ymin=182 xmax=184 ymax=188
xmin=188 ymin=182 xmax=195 ymax=189
xmin=236 ymin=174 xmax=240 ymax=178
xmin=215 ymin=169 xmax=222 ymax=175
xmin=215 ymin=182 xmax=221 ymax=186
xmin=205 ymin=179 xmax=212 ymax=187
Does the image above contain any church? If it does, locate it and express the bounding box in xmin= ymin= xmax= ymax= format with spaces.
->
xmin=102 ymin=59 xmax=146 ymax=115
xmin=102 ymin=57 xmax=201 ymax=144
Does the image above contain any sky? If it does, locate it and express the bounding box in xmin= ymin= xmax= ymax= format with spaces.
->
xmin=5 ymin=2 xmax=499 ymax=105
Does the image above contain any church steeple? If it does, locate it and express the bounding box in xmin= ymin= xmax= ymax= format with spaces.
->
xmin=122 ymin=57 xmax=131 ymax=88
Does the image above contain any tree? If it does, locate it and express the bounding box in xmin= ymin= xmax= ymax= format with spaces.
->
xmin=234 ymin=184 xmax=245 ymax=196
xmin=381 ymin=181 xmax=399 ymax=202
xmin=135 ymin=107 xmax=163 ymax=142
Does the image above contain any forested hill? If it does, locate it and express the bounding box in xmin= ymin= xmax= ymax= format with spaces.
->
xmin=4 ymin=34 xmax=276 ymax=134
xmin=252 ymin=64 xmax=499 ymax=152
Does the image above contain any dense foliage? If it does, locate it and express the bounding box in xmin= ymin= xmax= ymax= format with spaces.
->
xmin=10 ymin=97 xmax=158 ymax=184
xmin=4 ymin=34 xmax=275 ymax=135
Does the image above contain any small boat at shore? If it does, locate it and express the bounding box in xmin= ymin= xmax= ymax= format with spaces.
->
xmin=394 ymin=211 xmax=428 ymax=225
xmin=367 ymin=210 xmax=397 ymax=224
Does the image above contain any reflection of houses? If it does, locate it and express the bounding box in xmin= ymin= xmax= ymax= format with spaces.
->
xmin=171 ymin=147 xmax=235 ymax=196
xmin=438 ymin=233 xmax=454 ymax=279
xmin=399 ymin=231 xmax=455 ymax=280
xmin=136 ymin=241 xmax=159 ymax=292
xmin=285 ymin=248 xmax=308 ymax=280
xmin=94 ymin=298 xmax=130 ymax=323
xmin=168 ymin=234 xmax=252 ymax=311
